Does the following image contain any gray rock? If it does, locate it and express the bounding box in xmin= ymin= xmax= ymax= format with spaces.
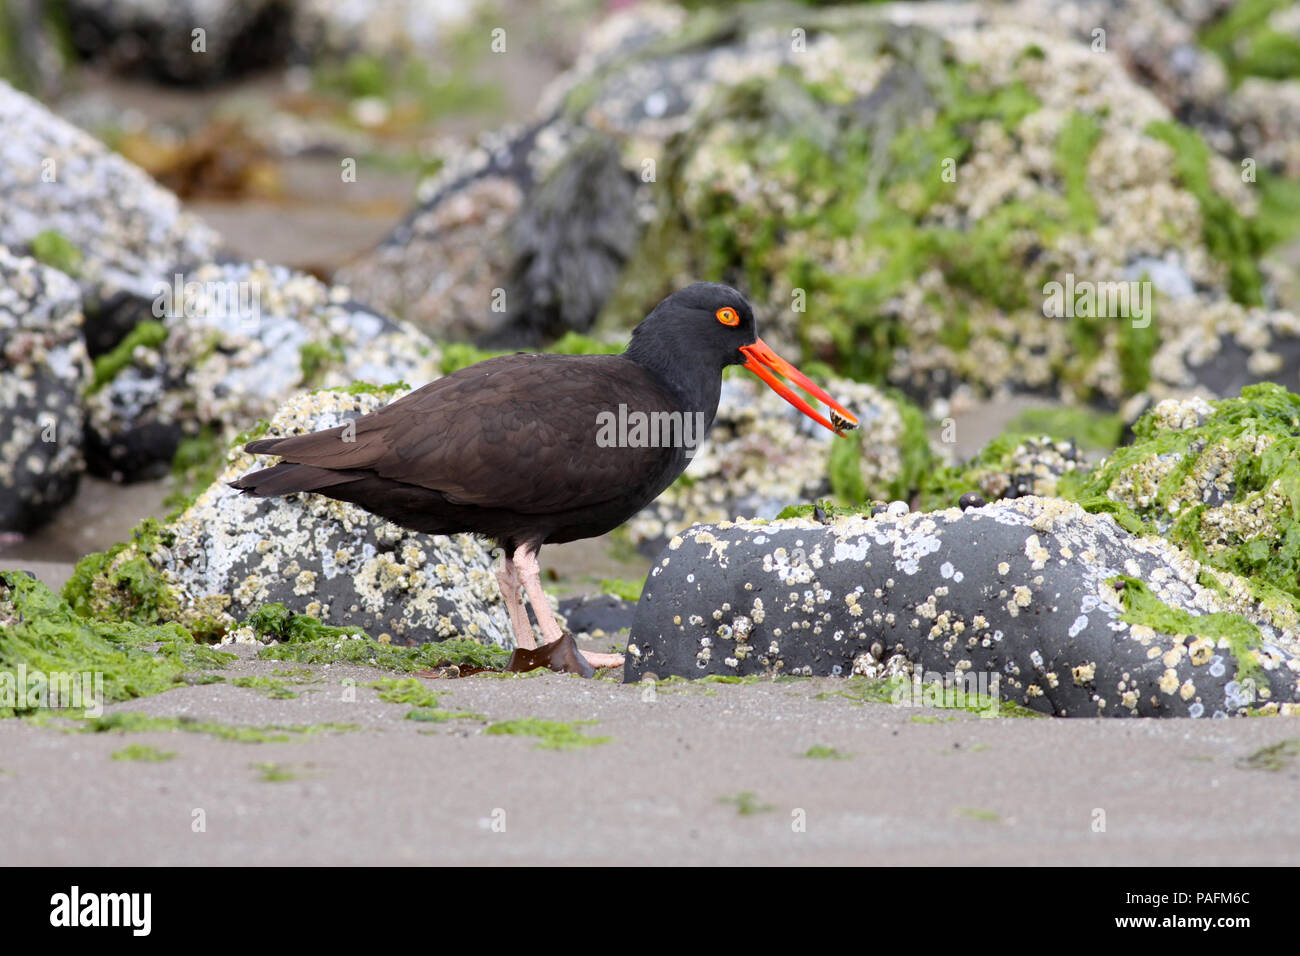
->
xmin=84 ymin=260 xmax=442 ymax=481
xmin=64 ymin=0 xmax=294 ymax=84
xmin=626 ymin=497 xmax=1300 ymax=717
xmin=339 ymin=123 xmax=640 ymax=346
xmin=0 ymin=247 xmax=92 ymax=531
xmin=0 ymin=80 xmax=221 ymax=355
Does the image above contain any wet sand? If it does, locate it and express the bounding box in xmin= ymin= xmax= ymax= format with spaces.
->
xmin=1 ymin=643 xmax=1298 ymax=865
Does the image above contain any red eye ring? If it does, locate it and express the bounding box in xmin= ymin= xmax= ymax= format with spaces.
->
xmin=716 ymin=307 xmax=740 ymax=326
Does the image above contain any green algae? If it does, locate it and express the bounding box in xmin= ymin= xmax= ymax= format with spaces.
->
xmin=717 ymin=791 xmax=773 ymax=815
xmin=163 ymin=425 xmax=222 ymax=515
xmin=77 ymin=711 xmax=357 ymax=743
xmin=405 ymin=707 xmax=483 ymax=723
xmin=483 ymin=718 xmax=611 ymax=750
xmin=1146 ymin=120 xmax=1264 ymax=304
xmin=61 ymin=518 xmax=185 ymax=626
xmin=439 ymin=333 xmax=620 ymax=376
xmin=1069 ymin=384 xmax=1300 ymax=611
xmin=29 ymin=229 xmax=83 ymax=277
xmin=368 ymin=677 xmax=440 ymax=708
xmin=0 ymin=571 xmax=190 ymax=717
xmin=313 ymin=380 xmax=411 ymax=397
xmin=955 ymin=807 xmax=1001 ymax=823
xmin=111 ymin=744 xmax=176 ymax=763
xmin=248 ymin=603 xmax=510 ymax=672
xmin=1236 ymin=738 xmax=1300 ymax=771
xmin=87 ymin=320 xmax=167 ymax=395
xmin=1109 ymin=575 xmax=1263 ymax=682
xmin=599 ymin=577 xmax=644 ymax=602
xmin=298 ymin=339 xmax=346 ymax=387
xmin=606 ymin=62 xmax=1055 ymax=387
xmin=1200 ymin=0 xmax=1300 ymax=84
xmin=1002 ymin=406 xmax=1125 ymax=450
xmin=252 ymin=761 xmax=311 ymax=782
xmin=815 ymin=674 xmax=1045 ymax=718
xmin=231 ymin=676 xmax=300 ymax=699
xmin=829 ymin=428 xmax=868 ymax=504
xmin=1056 ymin=111 xmax=1102 ymax=232
xmin=803 ymin=745 xmax=850 ymax=760
xmin=918 ymin=430 xmax=1041 ymax=510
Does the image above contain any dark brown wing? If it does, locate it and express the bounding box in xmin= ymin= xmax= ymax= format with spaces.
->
xmin=244 ymin=353 xmax=686 ymax=515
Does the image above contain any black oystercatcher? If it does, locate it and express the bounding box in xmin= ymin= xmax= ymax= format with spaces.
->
xmin=231 ymin=283 xmax=858 ymax=671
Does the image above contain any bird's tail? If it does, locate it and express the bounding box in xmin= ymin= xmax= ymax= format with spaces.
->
xmin=229 ymin=437 xmax=367 ymax=498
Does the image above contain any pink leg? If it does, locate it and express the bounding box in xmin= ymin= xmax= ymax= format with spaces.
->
xmin=513 ymin=543 xmax=625 ymax=669
xmin=495 ymin=552 xmax=536 ymax=650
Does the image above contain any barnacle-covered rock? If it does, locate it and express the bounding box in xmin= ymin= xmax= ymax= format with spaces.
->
xmin=1062 ymin=383 xmax=1300 ymax=611
xmin=0 ymin=80 xmax=221 ymax=355
xmin=344 ymin=2 xmax=1297 ymax=403
xmin=74 ymin=387 xmax=511 ymax=647
xmin=579 ymin=3 xmax=1295 ymax=406
xmin=627 ymin=497 xmax=1300 ymax=717
xmin=624 ymin=376 xmax=931 ymax=553
xmin=0 ymin=247 xmax=92 ymax=532
xmin=83 ymin=260 xmax=442 ymax=481
xmin=920 ymin=432 xmax=1087 ymax=511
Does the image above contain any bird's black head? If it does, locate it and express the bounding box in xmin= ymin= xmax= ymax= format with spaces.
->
xmin=623 ymin=282 xmax=859 ymax=437
xmin=626 ymin=282 xmax=757 ymax=369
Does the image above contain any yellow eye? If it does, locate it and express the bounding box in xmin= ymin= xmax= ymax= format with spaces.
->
xmin=716 ymin=306 xmax=740 ymax=326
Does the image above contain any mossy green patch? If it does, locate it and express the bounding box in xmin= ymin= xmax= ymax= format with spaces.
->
xmin=1069 ymin=383 xmax=1300 ymax=613
xmin=484 ymin=718 xmax=610 ymax=750
xmin=717 ymin=791 xmax=773 ymax=815
xmin=29 ymin=229 xmax=83 ymax=277
xmin=248 ymin=603 xmax=510 ymax=672
xmin=253 ymin=761 xmax=309 ymax=782
xmin=78 ymin=711 xmax=357 ymax=743
xmin=368 ymin=677 xmax=440 ymax=708
xmin=599 ymin=577 xmax=644 ymax=602
xmin=955 ymin=806 xmax=1001 ymax=823
xmin=918 ymin=430 xmax=1040 ymax=510
xmin=231 ymin=676 xmax=299 ymax=699
xmin=1109 ymin=575 xmax=1263 ymax=682
xmin=163 ymin=425 xmax=223 ymax=516
xmin=87 ymin=320 xmax=167 ymax=395
xmin=299 ymin=338 xmax=347 ymax=387
xmin=313 ymin=380 xmax=410 ymax=398
xmin=0 ymin=571 xmax=192 ymax=718
xmin=803 ymin=745 xmax=850 ymax=759
xmin=1002 ymin=406 xmax=1125 ymax=450
xmin=111 ymin=743 xmax=176 ymax=762
xmin=1056 ymin=111 xmax=1103 ymax=232
xmin=61 ymin=518 xmax=187 ymax=627
xmin=1146 ymin=120 xmax=1263 ymax=304
xmin=829 ymin=427 xmax=867 ymax=504
xmin=814 ymin=674 xmax=1044 ymax=717
xmin=1200 ymin=0 xmax=1300 ymax=84
xmin=1236 ymin=738 xmax=1300 ymax=771
xmin=405 ymin=707 xmax=483 ymax=723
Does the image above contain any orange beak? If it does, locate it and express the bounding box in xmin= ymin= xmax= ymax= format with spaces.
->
xmin=740 ymin=338 xmax=859 ymax=437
